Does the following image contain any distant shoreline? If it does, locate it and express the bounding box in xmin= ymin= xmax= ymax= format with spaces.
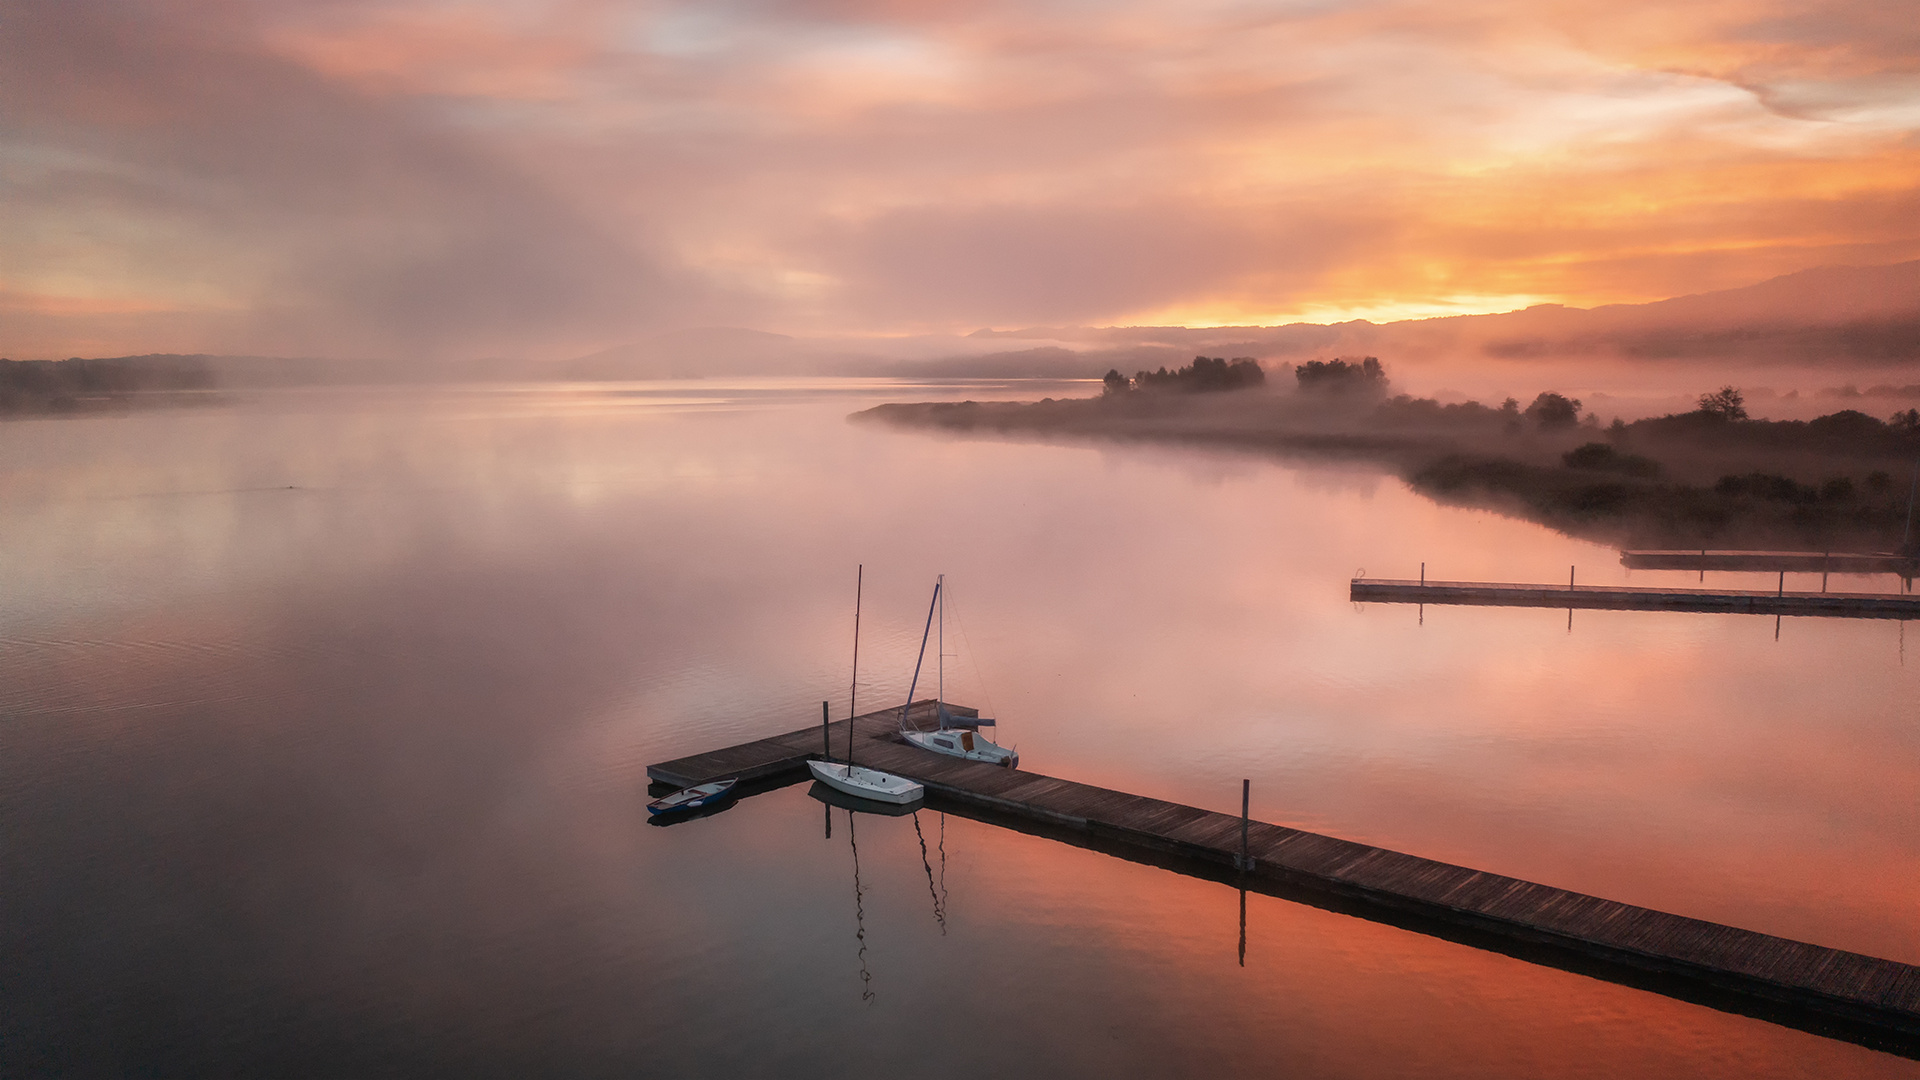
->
xmin=857 ymin=387 xmax=1920 ymax=556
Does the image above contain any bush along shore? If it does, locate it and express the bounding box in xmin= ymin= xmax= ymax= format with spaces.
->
xmin=0 ymin=356 xmax=220 ymax=415
xmin=857 ymin=357 xmax=1920 ymax=554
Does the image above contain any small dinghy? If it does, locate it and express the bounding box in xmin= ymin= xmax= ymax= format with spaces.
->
xmin=647 ymin=778 xmax=738 ymax=816
xmin=807 ymin=760 xmax=924 ymax=806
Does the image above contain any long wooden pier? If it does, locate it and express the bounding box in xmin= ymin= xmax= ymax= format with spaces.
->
xmin=651 ymin=702 xmax=1920 ymax=1056
xmin=1620 ymin=549 xmax=1917 ymax=575
xmin=1350 ymin=577 xmax=1920 ymax=618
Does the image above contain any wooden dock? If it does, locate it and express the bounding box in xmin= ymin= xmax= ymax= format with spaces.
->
xmin=651 ymin=702 xmax=1920 ymax=1055
xmin=1350 ymin=577 xmax=1920 ymax=618
xmin=1620 ymin=549 xmax=1917 ymax=575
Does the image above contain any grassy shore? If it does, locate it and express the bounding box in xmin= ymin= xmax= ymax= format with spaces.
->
xmin=858 ymin=381 xmax=1920 ymax=554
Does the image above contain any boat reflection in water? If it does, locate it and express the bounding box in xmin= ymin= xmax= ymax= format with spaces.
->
xmin=809 ymin=782 xmax=956 ymax=1001
xmin=810 ymin=785 xmax=885 ymax=1004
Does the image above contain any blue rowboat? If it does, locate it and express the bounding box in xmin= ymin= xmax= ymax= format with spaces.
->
xmin=647 ymin=778 xmax=738 ymax=816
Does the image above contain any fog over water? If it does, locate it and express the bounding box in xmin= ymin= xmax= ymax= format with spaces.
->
xmin=2 ymin=381 xmax=1916 ymax=1077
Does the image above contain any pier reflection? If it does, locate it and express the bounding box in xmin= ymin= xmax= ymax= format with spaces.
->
xmin=760 ymin=777 xmax=1918 ymax=1059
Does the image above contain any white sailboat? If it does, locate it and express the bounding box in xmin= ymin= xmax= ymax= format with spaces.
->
xmin=812 ymin=565 xmax=926 ymax=805
xmin=807 ymin=759 xmax=926 ymax=805
xmin=900 ymin=576 xmax=1019 ymax=768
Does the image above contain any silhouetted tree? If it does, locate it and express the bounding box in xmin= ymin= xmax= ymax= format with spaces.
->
xmin=1135 ymin=356 xmax=1264 ymax=392
xmin=1524 ymin=391 xmax=1582 ymax=429
xmin=1498 ymin=396 xmax=1522 ymax=434
xmin=1293 ymin=356 xmax=1385 ymax=395
xmin=1697 ymin=385 xmax=1748 ymax=421
xmin=1102 ymin=369 xmax=1131 ymax=396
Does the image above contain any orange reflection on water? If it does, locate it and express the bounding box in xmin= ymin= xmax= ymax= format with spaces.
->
xmin=935 ymin=809 xmax=1915 ymax=1078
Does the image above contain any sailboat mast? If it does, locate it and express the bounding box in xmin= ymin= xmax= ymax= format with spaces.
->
xmin=899 ymin=579 xmax=940 ymax=732
xmin=849 ymin=565 xmax=862 ymax=766
xmin=937 ymin=574 xmax=944 ymax=710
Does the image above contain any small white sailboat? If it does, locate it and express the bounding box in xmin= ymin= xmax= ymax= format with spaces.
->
xmin=816 ymin=565 xmax=926 ymax=806
xmin=807 ymin=760 xmax=925 ymax=805
xmin=904 ymin=725 xmax=1014 ymax=765
xmin=900 ymin=576 xmax=1019 ymax=768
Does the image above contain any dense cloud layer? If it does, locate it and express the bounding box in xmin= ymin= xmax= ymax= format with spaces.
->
xmin=4 ymin=0 xmax=1919 ymax=359
xmin=1 ymin=0 xmax=690 ymax=359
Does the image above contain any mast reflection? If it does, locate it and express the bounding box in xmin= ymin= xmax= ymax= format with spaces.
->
xmin=848 ymin=808 xmax=874 ymax=1004
xmin=914 ymin=811 xmax=947 ymax=935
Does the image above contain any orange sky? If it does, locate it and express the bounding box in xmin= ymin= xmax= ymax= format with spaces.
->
xmin=3 ymin=0 xmax=1919 ymax=359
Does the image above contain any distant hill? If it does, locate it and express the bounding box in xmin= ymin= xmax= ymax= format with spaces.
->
xmin=951 ymin=260 xmax=1920 ymax=369
xmin=1460 ymin=260 xmax=1920 ymax=362
xmin=37 ymin=260 xmax=1920 ymax=384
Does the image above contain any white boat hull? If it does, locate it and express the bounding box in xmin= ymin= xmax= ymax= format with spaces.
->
xmin=902 ymin=728 xmax=1018 ymax=768
xmin=807 ymin=759 xmax=925 ymax=804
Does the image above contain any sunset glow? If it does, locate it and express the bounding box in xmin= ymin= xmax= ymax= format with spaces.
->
xmin=4 ymin=0 xmax=1919 ymax=358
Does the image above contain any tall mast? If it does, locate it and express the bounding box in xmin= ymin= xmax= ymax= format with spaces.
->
xmin=849 ymin=565 xmax=862 ymax=766
xmin=899 ymin=579 xmax=940 ymax=732
xmin=937 ymin=574 xmax=945 ymax=710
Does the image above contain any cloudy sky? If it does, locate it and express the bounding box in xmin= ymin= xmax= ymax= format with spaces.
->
xmin=5 ymin=0 xmax=1919 ymax=359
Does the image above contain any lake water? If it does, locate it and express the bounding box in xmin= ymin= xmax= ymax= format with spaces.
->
xmin=2 ymin=380 xmax=1915 ymax=1078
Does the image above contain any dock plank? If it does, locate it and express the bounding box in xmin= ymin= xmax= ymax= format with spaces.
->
xmin=1351 ymin=577 xmax=1920 ymax=618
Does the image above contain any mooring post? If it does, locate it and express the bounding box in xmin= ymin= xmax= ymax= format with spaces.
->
xmin=1420 ymin=562 xmax=1425 ymax=586
xmin=1569 ymin=565 xmax=1575 ymax=591
xmin=823 ymin=700 xmax=831 ymax=761
xmin=1904 ymin=458 xmax=1918 ymax=554
xmin=1236 ymin=779 xmax=1251 ymax=872
xmin=1778 ymin=570 xmax=1785 ymax=597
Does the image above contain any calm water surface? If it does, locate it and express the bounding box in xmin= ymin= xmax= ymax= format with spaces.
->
xmin=2 ymin=380 xmax=1916 ymax=1077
